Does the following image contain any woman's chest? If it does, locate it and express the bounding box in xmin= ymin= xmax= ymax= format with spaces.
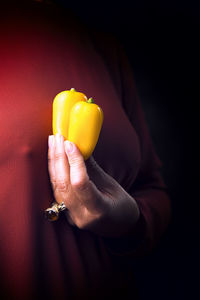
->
xmin=0 ymin=29 xmax=141 ymax=188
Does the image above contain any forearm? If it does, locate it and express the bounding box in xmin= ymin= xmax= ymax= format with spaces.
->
xmin=133 ymin=187 xmax=171 ymax=250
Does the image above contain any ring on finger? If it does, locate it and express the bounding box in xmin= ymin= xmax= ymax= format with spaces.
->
xmin=44 ymin=201 xmax=67 ymax=221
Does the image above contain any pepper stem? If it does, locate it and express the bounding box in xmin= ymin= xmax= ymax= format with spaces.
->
xmin=87 ymin=97 xmax=94 ymax=103
xmin=70 ymin=88 xmax=76 ymax=92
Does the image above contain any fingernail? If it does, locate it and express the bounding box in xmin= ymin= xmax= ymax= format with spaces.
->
xmin=55 ymin=133 xmax=63 ymax=145
xmin=48 ymin=135 xmax=54 ymax=148
xmin=55 ymin=133 xmax=60 ymax=142
xmin=64 ymin=140 xmax=74 ymax=154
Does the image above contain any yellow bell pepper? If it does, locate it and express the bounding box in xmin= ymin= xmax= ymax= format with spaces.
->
xmin=52 ymin=89 xmax=103 ymax=160
xmin=68 ymin=97 xmax=103 ymax=160
xmin=52 ymin=88 xmax=87 ymax=140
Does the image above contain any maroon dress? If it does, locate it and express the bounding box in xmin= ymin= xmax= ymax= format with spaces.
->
xmin=0 ymin=2 xmax=171 ymax=299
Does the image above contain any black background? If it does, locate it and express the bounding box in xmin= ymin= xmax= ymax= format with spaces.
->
xmin=60 ymin=0 xmax=199 ymax=299
xmin=73 ymin=1 xmax=199 ymax=299
xmin=53 ymin=0 xmax=199 ymax=298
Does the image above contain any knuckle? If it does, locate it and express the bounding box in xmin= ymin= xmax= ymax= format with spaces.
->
xmin=54 ymin=152 xmax=65 ymax=161
xmin=72 ymin=178 xmax=89 ymax=192
xmin=48 ymin=151 xmax=53 ymax=162
xmin=69 ymin=155 xmax=83 ymax=167
xmin=55 ymin=179 xmax=69 ymax=193
xmin=50 ymin=178 xmax=56 ymax=188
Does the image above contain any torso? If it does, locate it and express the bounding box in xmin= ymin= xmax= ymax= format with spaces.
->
xmin=0 ymin=3 xmax=141 ymax=299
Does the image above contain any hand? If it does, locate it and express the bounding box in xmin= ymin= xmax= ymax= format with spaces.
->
xmin=48 ymin=133 xmax=140 ymax=237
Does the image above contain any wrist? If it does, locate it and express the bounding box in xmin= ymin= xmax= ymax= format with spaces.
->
xmin=84 ymin=195 xmax=140 ymax=238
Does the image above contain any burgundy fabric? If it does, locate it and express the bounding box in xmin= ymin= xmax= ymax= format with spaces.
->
xmin=0 ymin=2 xmax=171 ymax=299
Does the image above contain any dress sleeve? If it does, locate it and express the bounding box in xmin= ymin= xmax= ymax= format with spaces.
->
xmin=118 ymin=41 xmax=171 ymax=255
xmin=90 ymin=31 xmax=171 ymax=257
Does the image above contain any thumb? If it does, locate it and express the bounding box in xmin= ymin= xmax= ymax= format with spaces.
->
xmin=64 ymin=140 xmax=89 ymax=190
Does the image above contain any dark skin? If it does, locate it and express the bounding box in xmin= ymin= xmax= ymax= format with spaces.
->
xmin=48 ymin=134 xmax=140 ymax=238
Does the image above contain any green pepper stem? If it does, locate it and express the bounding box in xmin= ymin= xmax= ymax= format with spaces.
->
xmin=87 ymin=97 xmax=94 ymax=103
